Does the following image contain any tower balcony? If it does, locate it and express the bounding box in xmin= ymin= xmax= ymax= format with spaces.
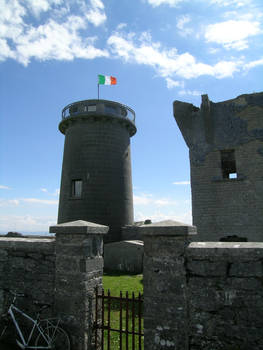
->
xmin=60 ymin=99 xmax=136 ymax=136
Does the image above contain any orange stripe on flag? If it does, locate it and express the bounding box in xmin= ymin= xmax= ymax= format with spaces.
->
xmin=111 ymin=76 xmax=117 ymax=85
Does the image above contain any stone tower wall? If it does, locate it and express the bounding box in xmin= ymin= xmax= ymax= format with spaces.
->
xmin=174 ymin=92 xmax=263 ymax=241
xmin=58 ymin=100 xmax=136 ymax=243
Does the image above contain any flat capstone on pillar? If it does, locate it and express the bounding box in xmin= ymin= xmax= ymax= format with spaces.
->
xmin=49 ymin=220 xmax=108 ymax=350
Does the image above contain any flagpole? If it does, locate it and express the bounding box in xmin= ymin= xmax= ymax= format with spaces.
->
xmin=98 ymin=83 xmax=99 ymax=100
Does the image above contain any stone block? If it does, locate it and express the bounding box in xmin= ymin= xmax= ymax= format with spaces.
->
xmin=144 ymin=271 xmax=186 ymax=297
xmin=144 ymin=236 xmax=190 ymax=257
xmin=144 ymin=255 xmax=186 ymax=275
xmin=187 ymin=259 xmax=227 ymax=277
xmin=80 ymin=257 xmax=104 ymax=273
xmin=230 ymin=277 xmax=262 ymax=291
xmin=229 ymin=261 xmax=263 ymax=277
xmin=0 ymin=249 xmax=8 ymax=262
xmin=56 ymin=255 xmax=79 ymax=272
xmin=188 ymin=277 xmax=238 ymax=311
xmin=144 ymin=320 xmax=188 ymax=350
xmin=0 ymin=289 xmax=4 ymax=315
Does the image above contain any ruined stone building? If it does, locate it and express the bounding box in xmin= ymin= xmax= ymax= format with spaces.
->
xmin=173 ymin=92 xmax=263 ymax=241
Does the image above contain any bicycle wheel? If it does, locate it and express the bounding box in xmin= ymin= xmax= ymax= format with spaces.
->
xmin=35 ymin=326 xmax=70 ymax=350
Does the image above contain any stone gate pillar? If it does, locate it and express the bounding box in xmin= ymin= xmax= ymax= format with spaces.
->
xmin=139 ymin=221 xmax=197 ymax=350
xmin=50 ymin=220 xmax=108 ymax=350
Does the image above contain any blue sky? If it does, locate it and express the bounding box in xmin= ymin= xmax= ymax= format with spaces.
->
xmin=0 ymin=0 xmax=262 ymax=233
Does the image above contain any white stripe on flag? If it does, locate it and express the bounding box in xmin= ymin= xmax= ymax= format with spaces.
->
xmin=105 ymin=76 xmax=111 ymax=85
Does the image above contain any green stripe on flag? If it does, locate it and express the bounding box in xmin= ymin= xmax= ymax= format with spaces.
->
xmin=98 ymin=74 xmax=106 ymax=84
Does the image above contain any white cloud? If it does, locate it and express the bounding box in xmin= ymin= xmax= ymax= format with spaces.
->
xmin=205 ymin=20 xmax=261 ymax=50
xmin=176 ymin=15 xmax=193 ymax=37
xmin=134 ymin=193 xmax=177 ymax=207
xmin=134 ymin=210 xmax=192 ymax=225
xmin=116 ymin=23 xmax=127 ymax=31
xmin=40 ymin=188 xmax=60 ymax=196
xmin=177 ymin=15 xmax=190 ymax=30
xmin=107 ymin=30 xmax=242 ymax=80
xmin=53 ymin=189 xmax=60 ymax=196
xmin=210 ymin=0 xmax=250 ymax=7
xmin=134 ymin=190 xmax=192 ymax=224
xmin=166 ymin=78 xmax=184 ymax=89
xmin=23 ymin=0 xmax=63 ymax=17
xmin=0 ymin=199 xmax=20 ymax=206
xmin=0 ymin=0 xmax=108 ymax=65
xmin=22 ymin=198 xmax=58 ymax=205
xmin=154 ymin=199 xmax=177 ymax=206
xmin=244 ymin=58 xmax=263 ymax=70
xmin=0 ymin=197 xmax=58 ymax=206
xmin=173 ymin=181 xmax=190 ymax=185
xmin=0 ymin=214 xmax=57 ymax=233
xmin=0 ymin=39 xmax=15 ymax=62
xmin=179 ymin=89 xmax=201 ymax=96
xmin=85 ymin=0 xmax=107 ymax=26
xmin=0 ymin=0 xmax=25 ymax=45
xmin=208 ymin=47 xmax=221 ymax=54
xmin=14 ymin=16 xmax=109 ymax=66
xmin=133 ymin=194 xmax=153 ymax=206
xmin=213 ymin=60 xmax=242 ymax=78
xmin=0 ymin=185 xmax=11 ymax=190
xmin=146 ymin=0 xmax=184 ymax=7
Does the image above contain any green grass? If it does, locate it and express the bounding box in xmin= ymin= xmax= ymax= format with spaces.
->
xmin=99 ymin=272 xmax=144 ymax=349
xmin=103 ymin=272 xmax=143 ymax=296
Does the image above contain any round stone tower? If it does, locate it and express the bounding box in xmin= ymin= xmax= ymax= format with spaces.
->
xmin=57 ymin=99 xmax=136 ymax=242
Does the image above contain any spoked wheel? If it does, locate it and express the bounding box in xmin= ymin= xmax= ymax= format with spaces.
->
xmin=35 ymin=326 xmax=70 ymax=350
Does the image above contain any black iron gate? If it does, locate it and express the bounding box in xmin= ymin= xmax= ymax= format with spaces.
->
xmin=94 ymin=289 xmax=144 ymax=350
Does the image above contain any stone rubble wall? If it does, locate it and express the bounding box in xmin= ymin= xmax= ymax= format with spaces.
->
xmin=142 ymin=224 xmax=263 ymax=350
xmin=0 ymin=220 xmax=107 ymax=350
xmin=0 ymin=237 xmax=56 ymax=347
xmin=187 ymin=242 xmax=263 ymax=350
xmin=2 ymin=223 xmax=263 ymax=350
xmin=0 ymin=237 xmax=56 ymax=318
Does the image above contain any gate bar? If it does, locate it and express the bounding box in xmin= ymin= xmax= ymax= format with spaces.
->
xmin=107 ymin=289 xmax=111 ymax=350
xmin=120 ymin=291 xmax=123 ymax=349
xmin=126 ymin=291 xmax=129 ymax=350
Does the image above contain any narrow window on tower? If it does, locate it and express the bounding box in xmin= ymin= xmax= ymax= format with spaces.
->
xmin=220 ymin=150 xmax=237 ymax=179
xmin=71 ymin=179 xmax=82 ymax=198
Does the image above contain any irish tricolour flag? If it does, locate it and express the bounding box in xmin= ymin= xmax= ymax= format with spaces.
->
xmin=98 ymin=74 xmax=117 ymax=85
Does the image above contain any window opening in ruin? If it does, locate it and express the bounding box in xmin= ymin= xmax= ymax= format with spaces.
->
xmin=220 ymin=150 xmax=237 ymax=179
xmin=71 ymin=179 xmax=82 ymax=197
xmin=229 ymin=173 xmax=237 ymax=179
